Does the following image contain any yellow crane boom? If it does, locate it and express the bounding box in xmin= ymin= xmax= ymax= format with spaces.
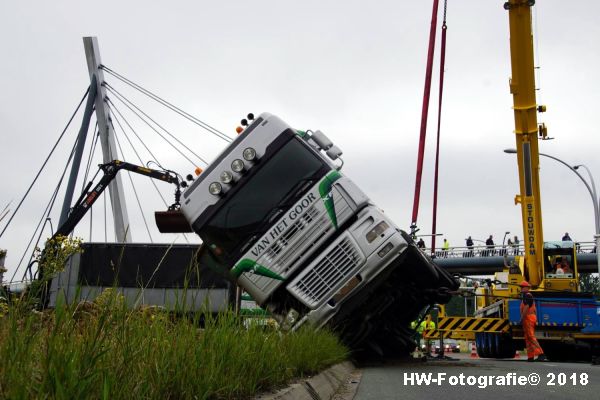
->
xmin=506 ymin=0 xmax=546 ymax=286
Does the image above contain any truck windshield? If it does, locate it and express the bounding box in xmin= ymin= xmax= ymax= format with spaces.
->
xmin=200 ymin=138 xmax=329 ymax=264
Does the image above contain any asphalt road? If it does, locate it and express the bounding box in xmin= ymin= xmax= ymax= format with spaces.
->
xmin=354 ymin=353 xmax=600 ymax=400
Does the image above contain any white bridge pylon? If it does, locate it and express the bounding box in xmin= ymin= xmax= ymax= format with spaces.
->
xmin=81 ymin=36 xmax=131 ymax=243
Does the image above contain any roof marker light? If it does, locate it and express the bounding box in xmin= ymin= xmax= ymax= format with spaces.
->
xmin=243 ymin=147 xmax=257 ymax=162
xmin=208 ymin=182 xmax=223 ymax=196
xmin=231 ymin=159 xmax=245 ymax=173
xmin=220 ymin=170 xmax=234 ymax=184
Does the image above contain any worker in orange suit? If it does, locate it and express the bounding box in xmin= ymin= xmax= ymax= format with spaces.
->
xmin=519 ymin=281 xmax=547 ymax=362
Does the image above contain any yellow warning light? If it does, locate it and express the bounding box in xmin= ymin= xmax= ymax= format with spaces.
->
xmin=195 ymin=167 xmax=203 ymax=176
xmin=236 ymin=126 xmax=244 ymax=134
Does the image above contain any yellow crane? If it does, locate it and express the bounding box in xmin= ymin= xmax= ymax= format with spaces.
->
xmin=505 ymin=0 xmax=579 ymax=292
xmin=425 ymin=1 xmax=600 ymax=362
xmin=506 ymin=0 xmax=546 ymax=287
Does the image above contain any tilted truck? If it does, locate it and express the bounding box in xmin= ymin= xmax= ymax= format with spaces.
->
xmin=176 ymin=112 xmax=457 ymax=353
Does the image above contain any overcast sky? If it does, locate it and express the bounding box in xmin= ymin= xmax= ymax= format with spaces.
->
xmin=1 ymin=1 xmax=600 ymax=281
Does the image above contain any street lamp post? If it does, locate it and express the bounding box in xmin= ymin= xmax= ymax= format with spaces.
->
xmin=504 ymin=149 xmax=600 ymax=277
xmin=502 ymin=231 xmax=511 ymax=246
xmin=502 ymin=231 xmax=510 ymax=256
xmin=574 ymin=164 xmax=599 ymax=230
xmin=574 ymin=164 xmax=600 ymax=277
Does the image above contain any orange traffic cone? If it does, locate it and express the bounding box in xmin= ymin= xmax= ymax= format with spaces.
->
xmin=470 ymin=341 xmax=479 ymax=359
xmin=514 ymin=350 xmax=521 ymax=359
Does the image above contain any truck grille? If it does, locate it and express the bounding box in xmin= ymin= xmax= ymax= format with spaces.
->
xmin=289 ymin=236 xmax=363 ymax=308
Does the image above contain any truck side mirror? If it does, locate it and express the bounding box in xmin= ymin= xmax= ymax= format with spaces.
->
xmin=311 ymin=130 xmax=333 ymax=150
xmin=326 ymin=145 xmax=343 ymax=160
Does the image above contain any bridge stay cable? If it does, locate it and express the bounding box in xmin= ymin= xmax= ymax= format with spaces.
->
xmin=81 ymin=124 xmax=101 ymax=242
xmin=102 ymin=65 xmax=231 ymax=142
xmin=13 ymin=133 xmax=81 ymax=282
xmin=107 ymin=105 xmax=169 ymax=207
xmin=106 ymin=98 xmax=165 ymax=166
xmin=0 ymin=202 xmax=11 ymax=219
xmin=0 ymin=87 xmax=90 ymax=239
xmin=27 ymin=138 xmax=84 ymax=281
xmin=111 ymin=126 xmax=154 ymax=243
xmin=103 ymin=191 xmax=108 ymax=243
xmin=106 ymin=94 xmax=202 ymax=168
xmin=100 ymin=65 xmax=232 ymax=143
xmin=11 ymin=184 xmax=59 ymax=282
xmin=105 ymin=84 xmax=209 ymax=166
xmin=81 ymin=123 xmax=100 ymax=192
xmin=107 ymin=106 xmax=190 ymax=243
xmin=107 ymin=110 xmax=191 ymax=244
xmin=7 ymin=68 xmax=211 ymax=279
xmin=17 ymin=187 xmax=60 ymax=282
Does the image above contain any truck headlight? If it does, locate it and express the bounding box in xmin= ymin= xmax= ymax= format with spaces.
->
xmin=281 ymin=308 xmax=299 ymax=331
xmin=366 ymin=221 xmax=390 ymax=243
xmin=220 ymin=171 xmax=234 ymax=184
xmin=231 ymin=159 xmax=245 ymax=173
xmin=286 ymin=308 xmax=299 ymax=325
xmin=208 ymin=182 xmax=223 ymax=195
xmin=243 ymin=147 xmax=257 ymax=161
xmin=377 ymin=242 xmax=394 ymax=258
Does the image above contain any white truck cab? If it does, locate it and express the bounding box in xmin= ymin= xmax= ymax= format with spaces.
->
xmin=181 ymin=113 xmax=457 ymax=353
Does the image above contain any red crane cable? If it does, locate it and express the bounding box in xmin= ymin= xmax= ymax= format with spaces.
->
xmin=431 ymin=15 xmax=448 ymax=252
xmin=410 ymin=0 xmax=439 ymax=234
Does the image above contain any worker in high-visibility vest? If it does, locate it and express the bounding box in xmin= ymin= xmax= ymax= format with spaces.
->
xmin=442 ymin=239 xmax=450 ymax=258
xmin=417 ymin=315 xmax=436 ymax=354
xmin=519 ymin=281 xmax=547 ymax=362
xmin=410 ymin=320 xmax=421 ymax=351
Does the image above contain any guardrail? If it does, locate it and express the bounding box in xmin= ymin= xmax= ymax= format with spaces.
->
xmin=423 ymin=242 xmax=597 ymax=259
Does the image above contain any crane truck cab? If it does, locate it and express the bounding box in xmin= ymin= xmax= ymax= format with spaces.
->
xmin=541 ymin=241 xmax=578 ymax=292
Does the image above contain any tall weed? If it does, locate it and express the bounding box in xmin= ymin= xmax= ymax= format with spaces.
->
xmin=0 ymin=295 xmax=347 ymax=400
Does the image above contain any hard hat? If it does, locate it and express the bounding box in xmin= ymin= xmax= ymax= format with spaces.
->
xmin=519 ymin=281 xmax=531 ymax=287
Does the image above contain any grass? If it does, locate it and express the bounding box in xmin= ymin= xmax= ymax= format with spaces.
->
xmin=0 ymin=292 xmax=348 ymax=399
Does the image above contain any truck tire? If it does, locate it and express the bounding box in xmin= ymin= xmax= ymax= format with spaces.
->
xmin=476 ymin=333 xmax=488 ymax=358
xmin=487 ymin=332 xmax=497 ymax=358
xmin=541 ymin=340 xmax=591 ymax=362
xmin=402 ymin=244 xmax=440 ymax=286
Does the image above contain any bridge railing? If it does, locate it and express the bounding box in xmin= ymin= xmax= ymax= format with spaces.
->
xmin=423 ymin=241 xmax=597 ymax=259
